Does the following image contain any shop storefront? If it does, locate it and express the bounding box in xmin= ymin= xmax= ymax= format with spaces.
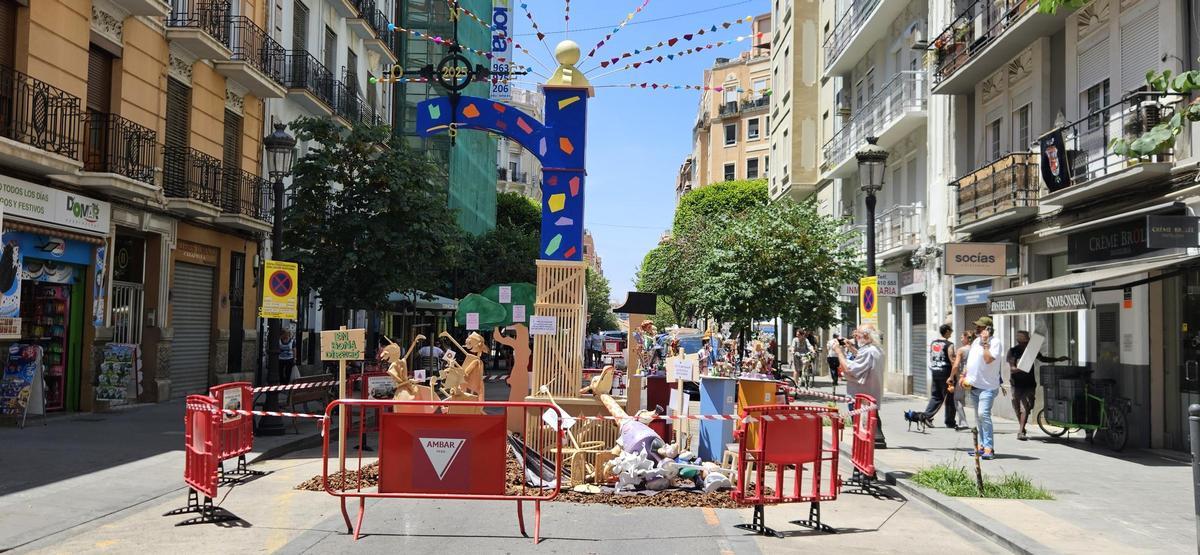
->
xmin=0 ymin=175 xmax=111 ymax=413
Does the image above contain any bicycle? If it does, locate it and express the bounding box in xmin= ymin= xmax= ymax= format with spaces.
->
xmin=1035 ymin=371 xmax=1130 ymax=451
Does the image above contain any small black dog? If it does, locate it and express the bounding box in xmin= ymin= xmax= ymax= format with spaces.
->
xmin=903 ymin=409 xmax=932 ymax=432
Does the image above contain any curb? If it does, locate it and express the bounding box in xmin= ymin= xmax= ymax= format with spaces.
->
xmin=840 ymin=444 xmax=1052 ymax=555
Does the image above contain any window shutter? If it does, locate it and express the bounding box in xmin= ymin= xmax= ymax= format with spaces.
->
xmin=292 ymin=0 xmax=308 ymax=50
xmin=87 ymin=46 xmax=113 ymax=113
xmin=1077 ymin=37 xmax=1109 ymax=92
xmin=164 ymin=78 xmax=191 ymax=150
xmin=223 ymin=109 xmax=242 ymax=173
xmin=0 ymin=0 xmax=17 ymax=68
xmin=1120 ymin=4 xmax=1159 ymax=93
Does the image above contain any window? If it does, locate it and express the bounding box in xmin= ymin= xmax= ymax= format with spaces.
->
xmin=1084 ymin=79 xmax=1111 ymax=131
xmin=747 ymin=158 xmax=760 ymax=179
xmin=1014 ymin=104 xmax=1031 ymax=151
xmin=988 ymin=118 xmax=1002 ymax=161
xmin=764 ymin=155 xmax=769 ymax=175
xmin=723 ymin=88 xmax=738 ymax=104
xmin=346 ymin=48 xmax=358 ymax=90
xmin=223 ymin=108 xmax=243 ymax=201
xmin=323 ymin=27 xmax=336 ymax=75
xmin=0 ymin=0 xmax=15 ymax=68
xmin=724 ymin=163 xmax=736 ymax=181
xmin=753 ymin=78 xmax=768 ymax=98
xmin=747 ymin=118 xmax=760 ymax=140
xmin=293 ymin=1 xmax=309 ymax=50
xmin=724 ymin=123 xmax=737 ymax=146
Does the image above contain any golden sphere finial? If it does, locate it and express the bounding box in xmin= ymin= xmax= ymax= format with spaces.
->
xmin=555 ymin=40 xmax=581 ymax=66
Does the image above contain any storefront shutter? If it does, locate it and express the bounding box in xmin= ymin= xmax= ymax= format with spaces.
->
xmin=1077 ymin=37 xmax=1110 ymax=93
xmin=0 ymin=0 xmax=17 ymax=69
xmin=1119 ymin=3 xmax=1159 ymax=93
xmin=909 ymin=294 xmax=927 ymax=396
xmin=170 ymin=262 xmax=215 ymax=399
xmin=86 ymin=46 xmax=113 ymax=113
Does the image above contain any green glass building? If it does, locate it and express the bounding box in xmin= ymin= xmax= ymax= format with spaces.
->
xmin=393 ymin=0 xmax=497 ymax=235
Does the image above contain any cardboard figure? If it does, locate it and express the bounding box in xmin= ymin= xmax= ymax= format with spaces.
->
xmin=493 ymin=325 xmax=532 ymax=433
xmin=381 ymin=334 xmax=436 ymax=413
xmin=438 ymin=332 xmax=486 ymax=414
xmin=579 ymin=365 xmax=615 ymax=396
xmin=441 ymin=331 xmax=487 ymax=395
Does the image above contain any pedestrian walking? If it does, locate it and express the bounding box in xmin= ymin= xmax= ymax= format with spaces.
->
xmin=834 ymin=326 xmax=886 ymax=448
xmin=949 ymin=330 xmax=974 ymax=431
xmin=1008 ymin=330 xmax=1068 ymax=440
xmin=963 ymin=316 xmax=1003 ymax=460
xmin=278 ymin=329 xmax=297 ymax=384
xmin=909 ymin=324 xmax=956 ymax=428
xmin=825 ymin=334 xmax=842 ymax=389
xmin=591 ymin=332 xmax=605 ymax=367
xmin=791 ymin=329 xmax=810 ymax=382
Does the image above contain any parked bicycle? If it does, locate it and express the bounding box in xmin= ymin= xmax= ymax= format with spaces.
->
xmin=1036 ymin=370 xmax=1130 ymax=451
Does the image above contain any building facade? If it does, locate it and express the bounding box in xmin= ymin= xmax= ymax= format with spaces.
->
xmin=767 ymin=0 xmax=822 ymax=201
xmin=802 ymin=0 xmax=1200 ymax=452
xmin=583 ymin=229 xmax=602 ymax=275
xmin=685 ymin=13 xmax=773 ymax=190
xmin=496 ymin=87 xmax=544 ymax=202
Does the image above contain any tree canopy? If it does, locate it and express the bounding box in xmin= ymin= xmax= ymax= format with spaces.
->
xmin=585 ymin=268 xmax=619 ymax=333
xmin=444 ymin=191 xmax=541 ymax=297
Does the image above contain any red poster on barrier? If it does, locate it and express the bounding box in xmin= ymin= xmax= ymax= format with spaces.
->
xmin=378 ymin=413 xmax=506 ymax=495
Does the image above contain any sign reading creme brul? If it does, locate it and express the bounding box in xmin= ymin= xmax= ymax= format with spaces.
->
xmin=1145 ymin=215 xmax=1200 ymax=249
xmin=320 ymin=328 xmax=366 ymax=360
xmin=0 ymin=174 xmax=111 ymax=234
xmin=944 ymin=243 xmax=1008 ymax=276
xmin=988 ymin=287 xmax=1091 ymax=315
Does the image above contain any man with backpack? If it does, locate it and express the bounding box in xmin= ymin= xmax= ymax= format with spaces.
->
xmin=906 ymin=324 xmax=957 ymax=428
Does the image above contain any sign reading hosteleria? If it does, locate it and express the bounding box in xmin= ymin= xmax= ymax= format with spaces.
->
xmin=944 ymin=243 xmax=1007 ymax=275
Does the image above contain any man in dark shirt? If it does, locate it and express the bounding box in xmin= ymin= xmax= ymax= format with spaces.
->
xmin=1008 ymin=330 xmax=1068 ymax=440
xmin=914 ymin=324 xmax=956 ymax=428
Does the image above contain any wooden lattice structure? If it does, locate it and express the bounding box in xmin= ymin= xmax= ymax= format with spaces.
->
xmin=531 ymin=260 xmax=586 ymax=398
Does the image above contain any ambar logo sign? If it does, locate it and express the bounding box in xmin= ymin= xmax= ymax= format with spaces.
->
xmin=66 ymin=196 xmax=102 ymax=224
xmin=944 ymin=243 xmax=1008 ymax=276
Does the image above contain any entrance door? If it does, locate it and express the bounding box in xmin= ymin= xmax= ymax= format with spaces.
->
xmin=170 ymin=262 xmax=215 ymax=398
xmin=909 ymin=294 xmax=928 ymax=396
xmin=1174 ymin=272 xmax=1200 ymax=450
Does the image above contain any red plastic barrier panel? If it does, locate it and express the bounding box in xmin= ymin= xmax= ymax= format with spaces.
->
xmin=350 ymin=372 xmax=392 ymax=434
xmin=209 ymin=382 xmax=253 ymax=461
xmin=184 ymin=395 xmax=220 ymax=499
xmin=379 ymin=412 xmax=507 ymax=495
xmin=850 ymin=394 xmax=877 ymax=478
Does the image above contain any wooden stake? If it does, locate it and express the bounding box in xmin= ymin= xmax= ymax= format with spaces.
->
xmin=971 ymin=427 xmax=984 ymax=496
xmin=337 ymin=325 xmax=347 ymax=475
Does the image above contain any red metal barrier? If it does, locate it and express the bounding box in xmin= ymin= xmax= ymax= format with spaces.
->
xmin=732 ymin=404 xmax=842 ymax=537
xmin=850 ymin=394 xmax=877 ymax=478
xmin=162 ymin=395 xmax=239 ymax=525
xmin=209 ymin=382 xmax=254 ymax=461
xmin=348 ymin=372 xmax=392 ymax=435
xmin=321 ymin=399 xmax=563 ymax=543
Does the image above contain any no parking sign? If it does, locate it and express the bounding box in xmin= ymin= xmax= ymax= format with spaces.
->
xmin=261 ymin=260 xmax=298 ymax=320
xmin=859 ymin=276 xmax=878 ymax=326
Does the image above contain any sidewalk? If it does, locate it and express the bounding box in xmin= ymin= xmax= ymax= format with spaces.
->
xmin=0 ymin=400 xmax=323 ymax=551
xmin=867 ymin=390 xmax=1195 ymax=554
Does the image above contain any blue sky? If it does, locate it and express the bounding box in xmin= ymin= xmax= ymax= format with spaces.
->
xmin=507 ymin=0 xmax=768 ymax=301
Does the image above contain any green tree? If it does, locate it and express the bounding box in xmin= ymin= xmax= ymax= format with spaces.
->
xmin=635 ymin=241 xmax=692 ymax=323
xmin=446 ymin=192 xmax=541 ymax=297
xmin=585 ymin=268 xmax=619 ymax=333
xmin=282 ymin=118 xmax=462 ymax=315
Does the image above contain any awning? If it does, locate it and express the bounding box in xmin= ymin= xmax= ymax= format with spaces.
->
xmin=987 ymin=256 xmax=1196 ymax=315
xmin=386 ymin=290 xmax=458 ymax=313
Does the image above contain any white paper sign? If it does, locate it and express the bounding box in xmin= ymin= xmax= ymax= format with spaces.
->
xmin=465 ymin=312 xmax=480 ymax=330
xmin=529 ymin=315 xmax=557 ymax=335
xmin=498 ymin=286 xmax=512 ymax=304
xmin=414 ymin=369 xmax=427 ymax=382
xmin=1016 ymin=332 xmax=1046 ymax=372
xmin=670 ymin=359 xmax=695 ymax=382
xmin=512 ymin=304 xmax=526 ymax=323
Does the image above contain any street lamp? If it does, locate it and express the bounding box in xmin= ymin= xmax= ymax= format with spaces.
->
xmin=256 ymin=121 xmax=296 ymax=436
xmin=855 ymin=136 xmax=888 ymax=277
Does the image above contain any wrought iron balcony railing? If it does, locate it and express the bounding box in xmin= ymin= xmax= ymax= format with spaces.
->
xmin=283 ymin=51 xmax=337 ymax=109
xmin=741 ymin=96 xmax=769 ymax=112
xmin=839 ymin=222 xmax=868 ymax=257
xmin=166 ymin=0 xmax=232 ymax=46
xmin=222 ymin=168 xmax=273 ymax=222
xmin=823 ymin=0 xmax=880 ymax=70
xmin=718 ymin=101 xmax=739 ymax=118
xmin=334 ymin=81 xmax=381 ymax=126
xmin=876 ymin=203 xmax=922 ymax=254
xmin=227 ymin=15 xmax=287 ymax=86
xmin=953 ymin=152 xmax=1040 ymax=227
xmin=163 ymin=145 xmax=221 ymax=205
xmin=1041 ymin=91 xmax=1174 ymax=189
xmin=822 ymin=71 xmax=926 ymax=172
xmin=0 ymin=64 xmax=82 ymax=159
xmin=929 ymin=0 xmax=1036 ymax=88
xmin=83 ymin=112 xmax=158 ymax=185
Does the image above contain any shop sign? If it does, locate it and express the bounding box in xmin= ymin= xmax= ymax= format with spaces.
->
xmin=954 ymin=282 xmax=992 ymax=306
xmin=900 ymin=269 xmax=925 ymax=295
xmin=839 ymin=283 xmax=858 ymax=297
xmin=1067 ymin=215 xmax=1171 ymax=266
xmin=320 ymin=328 xmax=366 ymax=360
xmin=1145 ymin=215 xmax=1200 ymax=249
xmin=261 ymin=260 xmax=298 ymax=320
xmin=859 ymin=276 xmax=878 ymax=325
xmin=0 ymin=175 xmax=110 ymax=234
xmin=987 ymin=287 xmax=1090 ymax=315
xmin=489 ymin=0 xmax=513 ymax=100
xmin=176 ymin=240 xmax=220 ymax=266
xmin=944 ymin=243 xmax=1007 ymax=275
xmin=877 ymin=272 xmax=899 ymax=297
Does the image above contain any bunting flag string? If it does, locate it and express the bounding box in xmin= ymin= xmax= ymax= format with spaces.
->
xmin=590 ymin=31 xmax=763 ymax=81
xmin=564 ymin=0 xmax=571 ymax=35
xmin=588 ymin=15 xmax=758 ymax=71
xmin=614 ymin=82 xmax=745 ymax=92
xmin=584 ymin=0 xmax=652 ymax=60
xmin=519 ymin=3 xmax=559 ymax=63
xmin=455 ymin=3 xmax=493 ymax=32
xmin=387 ymin=23 xmax=529 ymax=72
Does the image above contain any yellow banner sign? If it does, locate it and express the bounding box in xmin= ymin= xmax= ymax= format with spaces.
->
xmin=260 ymin=260 xmax=298 ymax=320
xmin=859 ymin=276 xmax=878 ymax=325
xmin=320 ymin=328 xmax=366 ymax=361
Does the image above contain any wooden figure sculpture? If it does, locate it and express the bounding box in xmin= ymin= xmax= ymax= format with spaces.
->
xmin=493 ymin=325 xmax=531 ymax=433
xmin=382 ymin=334 xmax=435 ymax=413
xmin=579 ymin=365 xmax=614 ymax=396
xmin=438 ymin=331 xmax=487 ymax=414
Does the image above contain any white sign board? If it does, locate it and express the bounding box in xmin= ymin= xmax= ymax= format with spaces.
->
xmin=0 ymin=174 xmax=111 ymax=234
xmin=489 ymin=0 xmax=513 ymax=100
xmin=529 ymin=315 xmax=557 ymax=335
xmin=512 ymin=304 xmax=526 ymax=322
xmin=465 ymin=312 xmax=480 ymax=330
xmin=839 ymin=283 xmax=859 ymax=297
xmin=877 ymin=272 xmax=899 ymax=297
xmin=498 ymin=286 xmax=512 ymax=304
xmin=670 ymin=359 xmax=696 ymax=382
xmin=1016 ymin=332 xmax=1046 ymax=373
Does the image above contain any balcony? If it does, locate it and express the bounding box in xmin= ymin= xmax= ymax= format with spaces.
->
xmin=346 ymin=0 xmax=376 ymax=41
xmin=1039 ymin=91 xmax=1175 ymax=209
xmin=741 ymin=96 xmax=769 ymax=113
xmin=330 ymin=0 xmax=359 ymax=19
xmin=876 ymin=203 xmax=922 ymax=259
xmin=928 ymin=0 xmax=1072 ymax=95
xmin=363 ymin=7 xmax=399 ymax=64
xmin=165 ymin=1 xmax=232 ymax=61
xmin=822 ymin=71 xmax=927 ymax=178
xmin=334 ymin=82 xmax=382 ymax=127
xmin=163 ymin=145 xmax=222 ymax=218
xmin=717 ymin=101 xmax=739 ymax=118
xmin=215 ymin=169 xmax=273 ymax=233
xmin=111 ymin=0 xmax=170 ymax=17
xmin=953 ymin=152 xmax=1040 ymax=234
xmin=76 ymin=112 xmax=159 ymax=200
xmin=839 ymin=222 xmax=867 ymax=258
xmin=0 ymin=64 xmax=83 ymax=175
xmin=823 ymin=0 xmax=909 ymax=77
xmin=283 ymin=51 xmax=337 ymax=117
xmin=213 ymin=16 xmax=287 ymax=98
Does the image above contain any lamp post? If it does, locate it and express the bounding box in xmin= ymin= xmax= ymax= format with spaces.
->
xmin=855 ymin=136 xmax=888 ymax=276
xmin=256 ymin=121 xmax=296 ymax=436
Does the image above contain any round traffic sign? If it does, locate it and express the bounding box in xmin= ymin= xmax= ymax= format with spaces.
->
xmin=862 ymin=287 xmax=875 ymax=312
xmin=269 ymin=270 xmax=293 ymax=297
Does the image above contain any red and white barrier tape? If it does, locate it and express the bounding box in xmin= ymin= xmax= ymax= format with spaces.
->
xmin=186 ymin=404 xmax=328 ymax=419
xmin=784 ymin=386 xmax=854 ymax=403
xmin=252 ymin=381 xmax=338 ymax=393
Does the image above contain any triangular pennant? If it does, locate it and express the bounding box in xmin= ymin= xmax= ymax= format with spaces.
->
xmin=655 ymin=56 xmax=663 ymax=62
xmin=537 ymin=32 xmax=545 ymax=40
xmin=667 ymin=54 xmax=674 ymax=60
xmin=633 ymin=62 xmax=641 ymax=68
xmin=683 ymin=34 xmax=693 ymax=40
xmin=600 ymin=61 xmax=610 ymax=68
xmin=710 ymin=25 xmax=717 ymax=32
xmin=610 ymin=57 xmax=619 ymax=64
xmin=723 ymin=22 xmax=731 ymax=28
xmin=668 ymin=38 xmax=678 ymax=47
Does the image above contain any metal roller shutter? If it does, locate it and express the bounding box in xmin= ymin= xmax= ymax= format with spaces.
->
xmin=1119 ymin=4 xmax=1159 ymax=92
xmin=909 ymin=294 xmax=928 ymax=396
xmin=170 ymin=262 xmax=215 ymax=399
xmin=0 ymin=0 xmax=16 ymax=69
xmin=1077 ymin=38 xmax=1110 ymax=92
